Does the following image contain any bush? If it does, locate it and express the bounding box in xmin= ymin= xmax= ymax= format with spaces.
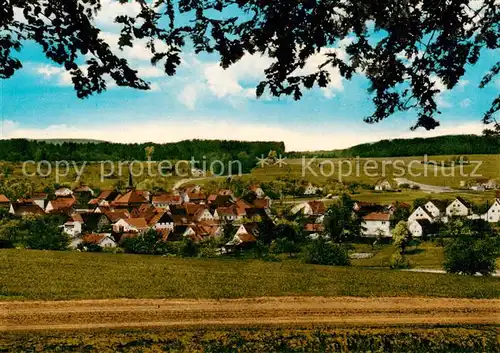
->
xmin=180 ymin=238 xmax=200 ymax=257
xmin=302 ymin=237 xmax=350 ymax=266
xmin=198 ymin=239 xmax=219 ymax=258
xmin=389 ymin=252 xmax=411 ymax=269
xmin=79 ymin=243 xmax=102 ymax=253
xmin=444 ymin=235 xmax=498 ymax=276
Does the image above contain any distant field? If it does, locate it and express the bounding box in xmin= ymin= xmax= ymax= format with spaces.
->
xmin=2 ymin=161 xmax=184 ymax=190
xmin=1 ymin=250 xmax=498 ymax=301
xmin=257 ymin=154 xmax=500 ymax=188
xmin=1 ymin=154 xmax=498 ymax=198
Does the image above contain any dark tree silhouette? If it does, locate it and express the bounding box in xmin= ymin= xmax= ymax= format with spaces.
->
xmin=1 ymin=0 xmax=498 ymax=133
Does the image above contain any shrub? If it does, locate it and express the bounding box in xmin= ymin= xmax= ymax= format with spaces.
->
xmin=180 ymin=238 xmax=199 ymax=257
xmin=389 ymin=252 xmax=411 ymax=269
xmin=392 ymin=221 xmax=411 ymax=254
xmin=79 ymin=243 xmax=102 ymax=253
xmin=302 ymin=237 xmax=350 ymax=266
xmin=444 ymin=235 xmax=498 ymax=276
xmin=198 ymin=239 xmax=219 ymax=258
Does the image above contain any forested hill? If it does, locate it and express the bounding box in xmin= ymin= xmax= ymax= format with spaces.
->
xmin=288 ymin=135 xmax=500 ymax=158
xmin=0 ymin=139 xmax=284 ymax=172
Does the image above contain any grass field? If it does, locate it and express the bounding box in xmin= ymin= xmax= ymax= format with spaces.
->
xmin=1 ymin=249 xmax=498 ymax=301
xmin=280 ymin=154 xmax=500 ymax=188
xmin=350 ymin=242 xmax=445 ymax=269
xmin=2 ymin=161 xmax=185 ymax=191
xmin=3 ymin=154 xmax=499 ymax=192
xmin=2 ymin=325 xmax=498 ymax=353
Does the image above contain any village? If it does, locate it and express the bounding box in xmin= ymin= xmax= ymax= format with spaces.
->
xmin=2 ymin=166 xmax=499 ymax=253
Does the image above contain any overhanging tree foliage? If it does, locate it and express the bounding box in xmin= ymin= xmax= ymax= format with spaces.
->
xmin=1 ymin=0 xmax=499 ymax=132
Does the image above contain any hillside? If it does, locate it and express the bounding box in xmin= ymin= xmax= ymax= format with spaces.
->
xmin=0 ymin=139 xmax=285 ymax=173
xmin=288 ymin=134 xmax=500 ymax=158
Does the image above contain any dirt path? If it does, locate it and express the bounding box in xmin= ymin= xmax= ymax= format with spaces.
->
xmin=1 ymin=297 xmax=499 ymax=332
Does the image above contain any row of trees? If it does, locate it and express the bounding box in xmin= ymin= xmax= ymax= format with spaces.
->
xmin=0 ymin=211 xmax=69 ymax=250
xmin=289 ymin=135 xmax=500 ymax=158
xmin=0 ymin=139 xmax=285 ymax=174
xmin=391 ymin=218 xmax=499 ymax=276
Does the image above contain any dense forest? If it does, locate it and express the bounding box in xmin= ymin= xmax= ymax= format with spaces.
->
xmin=288 ymin=135 xmax=500 ymax=158
xmin=0 ymin=139 xmax=285 ymax=173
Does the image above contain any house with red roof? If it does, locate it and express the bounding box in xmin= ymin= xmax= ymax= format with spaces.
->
xmin=362 ymin=212 xmax=392 ymax=237
xmin=113 ymin=217 xmax=149 ymax=233
xmin=151 ymin=193 xmax=182 ymax=208
xmin=45 ymin=197 xmax=76 ymax=214
xmin=226 ymin=223 xmax=259 ymax=247
xmin=9 ymin=202 xmax=46 ymax=216
xmin=112 ymin=190 xmax=149 ymax=209
xmin=291 ymin=200 xmax=326 ymax=217
xmin=62 ymin=213 xmax=84 ymax=237
xmin=81 ymin=234 xmax=117 ymax=249
xmin=0 ymin=194 xmax=10 ymax=208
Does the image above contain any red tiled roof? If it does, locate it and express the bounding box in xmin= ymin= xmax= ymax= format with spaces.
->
xmin=253 ymin=198 xmax=270 ymax=209
xmin=71 ymin=213 xmax=84 ymax=223
xmin=152 ymin=194 xmax=181 ymax=204
xmin=105 ymin=210 xmax=130 ymax=222
xmin=235 ymin=199 xmax=252 ymax=209
xmin=32 ymin=192 xmax=48 ymax=199
xmin=88 ymin=198 xmax=100 ymax=205
xmin=98 ymin=190 xmax=111 ymax=199
xmin=0 ymin=194 xmax=10 ymax=203
xmin=307 ymin=201 xmax=326 ymax=215
xmin=363 ymin=212 xmax=391 ymax=221
xmin=237 ymin=233 xmax=256 ymax=244
xmin=49 ymin=198 xmax=76 ymax=210
xmin=185 ymin=203 xmax=205 ymax=216
xmin=114 ymin=190 xmax=148 ymax=205
xmin=10 ymin=203 xmax=45 ymax=215
xmin=81 ymin=234 xmax=105 ymax=244
xmin=125 ymin=217 xmax=149 ymax=228
xmin=216 ymin=207 xmax=237 ymax=217
xmin=304 ymin=223 xmax=324 ymax=232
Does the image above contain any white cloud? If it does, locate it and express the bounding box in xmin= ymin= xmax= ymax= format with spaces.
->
xmin=181 ymin=39 xmax=351 ymax=104
xmin=203 ymin=54 xmax=273 ymax=98
xmin=33 ymin=64 xmax=154 ymax=91
xmin=1 ymin=119 xmax=488 ymax=152
xmin=460 ymin=98 xmax=472 ymax=108
xmin=177 ymin=83 xmax=204 ymax=109
xmin=430 ymin=75 xmax=453 ymax=108
xmin=94 ymin=0 xmax=141 ymax=29
xmin=34 ymin=65 xmax=74 ymax=86
xmin=293 ymin=41 xmax=351 ymax=98
xmin=458 ymin=79 xmax=470 ymax=89
xmin=436 ymin=95 xmax=453 ymax=108
xmin=36 ymin=65 xmax=64 ymax=78
xmin=430 ymin=75 xmax=447 ymax=92
xmin=136 ymin=66 xmax=164 ymax=78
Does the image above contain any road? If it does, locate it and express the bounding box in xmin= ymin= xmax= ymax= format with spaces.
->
xmin=1 ymin=296 xmax=498 ymax=331
xmin=402 ymin=268 xmax=500 ymax=277
xmin=394 ymin=177 xmax=457 ymax=193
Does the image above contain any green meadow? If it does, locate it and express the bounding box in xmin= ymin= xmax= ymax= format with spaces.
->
xmin=1 ymin=249 xmax=498 ymax=301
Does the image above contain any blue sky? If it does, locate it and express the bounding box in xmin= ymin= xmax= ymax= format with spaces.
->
xmin=1 ymin=0 xmax=499 ymax=151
